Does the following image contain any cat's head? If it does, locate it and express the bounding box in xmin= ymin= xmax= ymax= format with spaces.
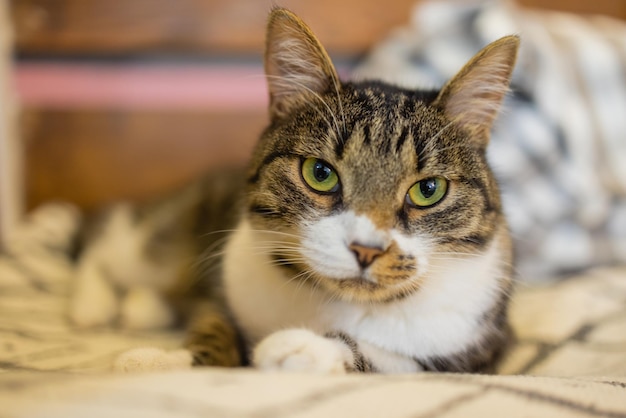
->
xmin=245 ymin=8 xmax=518 ymax=303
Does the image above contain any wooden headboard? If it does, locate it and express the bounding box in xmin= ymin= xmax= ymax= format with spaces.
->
xmin=9 ymin=0 xmax=626 ymax=212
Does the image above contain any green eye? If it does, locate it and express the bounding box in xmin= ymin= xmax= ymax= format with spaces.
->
xmin=407 ymin=177 xmax=448 ymax=207
xmin=301 ymin=158 xmax=340 ymax=193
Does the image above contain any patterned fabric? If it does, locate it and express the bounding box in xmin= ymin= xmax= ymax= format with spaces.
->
xmin=1 ymin=203 xmax=626 ymax=417
xmin=353 ymin=0 xmax=626 ymax=280
xmin=3 ymin=371 xmax=626 ymax=417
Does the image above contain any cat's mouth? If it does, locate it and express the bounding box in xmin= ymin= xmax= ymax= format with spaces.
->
xmin=272 ymin=251 xmax=421 ymax=303
xmin=337 ymin=275 xmax=387 ymax=291
xmin=321 ymin=272 xmax=422 ymax=303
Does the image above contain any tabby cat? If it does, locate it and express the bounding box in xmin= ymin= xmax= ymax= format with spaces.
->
xmin=73 ymin=8 xmax=519 ymax=374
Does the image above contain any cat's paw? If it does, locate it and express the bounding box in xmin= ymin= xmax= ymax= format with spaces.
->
xmin=252 ymin=329 xmax=350 ymax=374
xmin=113 ymin=347 xmax=193 ymax=373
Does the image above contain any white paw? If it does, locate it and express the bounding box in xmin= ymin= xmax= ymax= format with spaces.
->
xmin=69 ymin=261 xmax=119 ymax=328
xmin=252 ymin=329 xmax=350 ymax=374
xmin=113 ymin=347 xmax=193 ymax=373
xmin=120 ymin=287 xmax=175 ymax=330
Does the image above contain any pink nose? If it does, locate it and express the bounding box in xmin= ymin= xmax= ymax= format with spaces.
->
xmin=349 ymin=243 xmax=385 ymax=269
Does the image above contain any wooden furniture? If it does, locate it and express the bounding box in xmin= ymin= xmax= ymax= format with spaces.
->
xmin=9 ymin=0 xmax=626 ymax=212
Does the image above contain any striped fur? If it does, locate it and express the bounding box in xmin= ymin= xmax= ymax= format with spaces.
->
xmin=215 ymin=8 xmax=519 ymax=373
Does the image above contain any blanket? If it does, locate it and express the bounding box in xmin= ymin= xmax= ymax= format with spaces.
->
xmin=1 ymin=203 xmax=626 ymax=417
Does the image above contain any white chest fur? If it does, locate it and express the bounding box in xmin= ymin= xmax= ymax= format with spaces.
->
xmin=223 ymin=219 xmax=505 ymax=360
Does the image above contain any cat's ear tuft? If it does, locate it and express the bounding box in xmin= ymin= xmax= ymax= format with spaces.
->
xmin=265 ymin=7 xmax=340 ymax=119
xmin=433 ymin=36 xmax=520 ymax=145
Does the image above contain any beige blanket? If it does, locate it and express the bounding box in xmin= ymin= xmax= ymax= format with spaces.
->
xmin=1 ymin=204 xmax=625 ymax=417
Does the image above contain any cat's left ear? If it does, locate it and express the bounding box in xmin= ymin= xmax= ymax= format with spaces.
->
xmin=433 ymin=36 xmax=520 ymax=145
xmin=264 ymin=8 xmax=341 ymax=120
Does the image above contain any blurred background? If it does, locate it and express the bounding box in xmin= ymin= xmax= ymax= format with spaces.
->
xmin=1 ymin=0 xmax=625 ymax=277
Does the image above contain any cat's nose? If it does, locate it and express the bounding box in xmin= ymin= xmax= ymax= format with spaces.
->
xmin=349 ymin=243 xmax=385 ymax=269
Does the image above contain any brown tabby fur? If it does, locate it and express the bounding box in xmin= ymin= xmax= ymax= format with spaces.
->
xmin=109 ymin=8 xmax=518 ymax=372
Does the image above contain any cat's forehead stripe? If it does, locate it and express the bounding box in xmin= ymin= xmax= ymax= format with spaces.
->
xmin=332 ymin=126 xmax=352 ymax=160
xmin=331 ymin=86 xmax=442 ymax=172
xmin=395 ymin=126 xmax=410 ymax=154
xmin=413 ymin=133 xmax=428 ymax=172
xmin=362 ymin=124 xmax=372 ymax=146
xmin=334 ymin=114 xmax=414 ymax=163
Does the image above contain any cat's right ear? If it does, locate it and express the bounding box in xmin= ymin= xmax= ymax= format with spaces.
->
xmin=264 ymin=7 xmax=340 ymax=120
xmin=432 ymin=36 xmax=520 ymax=146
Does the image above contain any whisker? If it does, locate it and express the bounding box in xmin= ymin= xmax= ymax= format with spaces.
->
xmin=246 ymin=228 xmax=302 ymax=240
xmin=281 ymin=269 xmax=315 ymax=296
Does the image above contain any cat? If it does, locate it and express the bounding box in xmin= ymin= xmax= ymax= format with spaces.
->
xmin=73 ymin=7 xmax=519 ymax=374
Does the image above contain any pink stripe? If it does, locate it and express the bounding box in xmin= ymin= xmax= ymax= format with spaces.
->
xmin=14 ymin=63 xmax=270 ymax=110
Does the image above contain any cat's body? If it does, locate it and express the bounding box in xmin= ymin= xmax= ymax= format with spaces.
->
xmin=72 ymin=8 xmax=519 ymax=374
